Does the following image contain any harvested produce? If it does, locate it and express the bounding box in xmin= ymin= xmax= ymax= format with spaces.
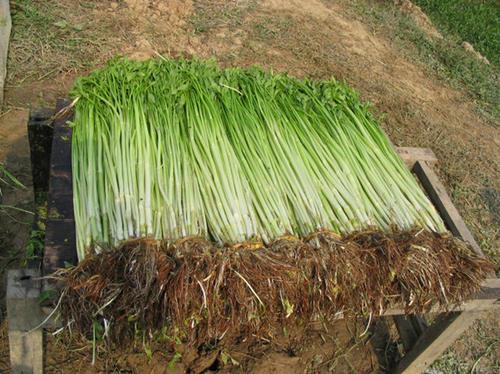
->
xmin=61 ymin=58 xmax=492 ymax=348
xmin=71 ymin=58 xmax=445 ymax=259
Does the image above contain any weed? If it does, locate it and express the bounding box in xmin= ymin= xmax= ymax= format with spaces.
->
xmin=25 ymin=229 xmax=43 ymax=260
xmin=167 ymin=352 xmax=182 ymax=369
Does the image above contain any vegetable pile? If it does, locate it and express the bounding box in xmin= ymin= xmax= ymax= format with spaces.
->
xmin=71 ymin=58 xmax=445 ymax=259
xmin=60 ymin=58 xmax=492 ymax=349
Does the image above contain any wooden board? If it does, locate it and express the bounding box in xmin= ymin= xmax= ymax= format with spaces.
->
xmin=395 ymin=147 xmax=437 ymax=168
xmin=0 ymin=0 xmax=11 ymax=106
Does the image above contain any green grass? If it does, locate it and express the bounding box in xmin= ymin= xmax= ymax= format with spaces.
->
xmin=414 ymin=0 xmax=500 ymax=67
xmin=7 ymin=0 xmax=116 ymax=84
xmin=190 ymin=0 xmax=256 ymax=34
xmin=341 ymin=0 xmax=499 ymax=122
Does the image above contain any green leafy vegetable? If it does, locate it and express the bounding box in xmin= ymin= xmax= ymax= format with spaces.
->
xmin=71 ymin=58 xmax=445 ymax=259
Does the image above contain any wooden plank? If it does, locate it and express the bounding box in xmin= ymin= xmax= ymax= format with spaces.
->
xmin=44 ymin=218 xmax=77 ymax=270
xmin=6 ymin=269 xmax=44 ymax=374
xmin=43 ymin=99 xmax=77 ymax=276
xmin=413 ymin=160 xmax=483 ymax=257
xmin=395 ymin=147 xmax=437 ymax=168
xmin=47 ymin=191 xmax=74 ymax=220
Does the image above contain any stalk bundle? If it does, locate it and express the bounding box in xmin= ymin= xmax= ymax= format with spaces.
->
xmin=71 ymin=58 xmax=445 ymax=258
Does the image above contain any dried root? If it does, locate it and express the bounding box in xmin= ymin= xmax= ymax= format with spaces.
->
xmin=54 ymin=228 xmax=494 ymax=347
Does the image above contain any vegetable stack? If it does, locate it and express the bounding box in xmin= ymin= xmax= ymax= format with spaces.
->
xmin=60 ymin=58 xmax=492 ymax=347
xmin=71 ymin=58 xmax=445 ymax=259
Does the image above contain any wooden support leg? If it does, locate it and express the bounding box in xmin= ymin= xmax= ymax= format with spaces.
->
xmin=7 ymin=269 xmax=44 ymax=374
xmin=393 ymin=315 xmax=427 ymax=351
xmin=395 ymin=311 xmax=478 ymax=374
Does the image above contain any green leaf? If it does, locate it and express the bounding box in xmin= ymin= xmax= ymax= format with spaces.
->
xmin=220 ymin=351 xmax=229 ymax=365
xmin=92 ymin=320 xmax=104 ymax=341
xmin=53 ymin=20 xmax=68 ymax=29
xmin=144 ymin=346 xmax=153 ymax=361
xmin=167 ymin=352 xmax=182 ymax=369
xmin=38 ymin=289 xmax=56 ymax=304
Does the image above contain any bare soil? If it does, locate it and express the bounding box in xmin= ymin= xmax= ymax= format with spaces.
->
xmin=1 ymin=0 xmax=498 ymax=372
xmin=0 ymin=108 xmax=33 ymax=300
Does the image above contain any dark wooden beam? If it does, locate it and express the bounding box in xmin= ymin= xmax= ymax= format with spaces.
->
xmin=27 ymin=108 xmax=54 ymax=194
xmin=43 ymin=99 xmax=77 ymax=276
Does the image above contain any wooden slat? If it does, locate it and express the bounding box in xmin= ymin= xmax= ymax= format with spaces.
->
xmin=395 ymin=147 xmax=437 ymax=168
xmin=396 ymin=312 xmax=475 ymax=374
xmin=413 ymin=160 xmax=483 ymax=257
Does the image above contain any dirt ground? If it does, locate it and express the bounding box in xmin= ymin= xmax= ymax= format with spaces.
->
xmin=1 ymin=0 xmax=498 ymax=372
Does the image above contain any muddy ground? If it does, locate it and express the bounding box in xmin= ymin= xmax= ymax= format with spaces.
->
xmin=0 ymin=0 xmax=498 ymax=372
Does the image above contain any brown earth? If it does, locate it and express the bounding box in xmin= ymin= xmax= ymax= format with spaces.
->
xmin=1 ymin=0 xmax=498 ymax=372
xmin=0 ymin=108 xmax=33 ymax=303
xmin=42 ymin=318 xmax=382 ymax=373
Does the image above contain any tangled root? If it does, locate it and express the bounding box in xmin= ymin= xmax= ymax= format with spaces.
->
xmin=55 ymin=228 xmax=494 ymax=347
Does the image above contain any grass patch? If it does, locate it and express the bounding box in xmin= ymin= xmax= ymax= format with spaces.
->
xmin=7 ymin=0 xmax=119 ymax=85
xmin=339 ymin=0 xmax=499 ymax=122
xmin=414 ymin=0 xmax=500 ymax=67
xmin=190 ymin=0 xmax=257 ymax=34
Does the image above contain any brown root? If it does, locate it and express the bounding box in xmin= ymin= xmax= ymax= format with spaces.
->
xmin=54 ymin=228 xmax=494 ymax=348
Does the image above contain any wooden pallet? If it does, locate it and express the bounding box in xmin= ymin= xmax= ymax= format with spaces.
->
xmin=6 ymin=100 xmax=499 ymax=373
